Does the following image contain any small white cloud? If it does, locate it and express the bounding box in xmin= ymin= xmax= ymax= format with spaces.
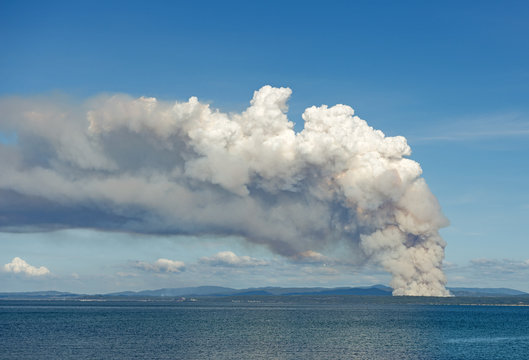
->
xmin=134 ymin=258 xmax=185 ymax=273
xmin=291 ymin=250 xmax=329 ymax=264
xmin=301 ymin=265 xmax=339 ymax=276
xmin=3 ymin=257 xmax=50 ymax=277
xmin=412 ymin=113 xmax=529 ymax=142
xmin=116 ymin=271 xmax=138 ymax=278
xmin=469 ymin=258 xmax=529 ymax=273
xmin=442 ymin=261 xmax=460 ymax=270
xmin=200 ymin=251 xmax=268 ymax=267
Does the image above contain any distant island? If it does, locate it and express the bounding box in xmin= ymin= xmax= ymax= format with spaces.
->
xmin=1 ymin=285 xmax=528 ymax=300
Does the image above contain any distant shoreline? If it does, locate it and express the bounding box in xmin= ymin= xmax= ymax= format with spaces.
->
xmin=2 ymin=295 xmax=529 ymax=307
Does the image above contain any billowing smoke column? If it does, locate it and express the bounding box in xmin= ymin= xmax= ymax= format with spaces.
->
xmin=0 ymin=86 xmax=450 ymax=296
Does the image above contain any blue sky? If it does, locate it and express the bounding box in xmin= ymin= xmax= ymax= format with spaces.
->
xmin=1 ymin=0 xmax=528 ymax=293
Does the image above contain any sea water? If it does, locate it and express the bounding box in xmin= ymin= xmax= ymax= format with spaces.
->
xmin=1 ymin=298 xmax=528 ymax=359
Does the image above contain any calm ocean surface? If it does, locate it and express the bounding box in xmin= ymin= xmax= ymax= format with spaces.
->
xmin=1 ymin=298 xmax=528 ymax=359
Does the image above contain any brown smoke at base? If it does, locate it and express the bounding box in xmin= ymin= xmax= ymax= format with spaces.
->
xmin=0 ymin=86 xmax=450 ymax=296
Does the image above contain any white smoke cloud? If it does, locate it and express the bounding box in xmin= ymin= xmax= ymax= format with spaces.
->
xmin=200 ymin=251 xmax=269 ymax=267
xmin=0 ymin=86 xmax=450 ymax=295
xmin=135 ymin=258 xmax=185 ymax=273
xmin=3 ymin=257 xmax=50 ymax=276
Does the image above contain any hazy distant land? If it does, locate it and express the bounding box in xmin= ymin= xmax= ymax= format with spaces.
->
xmin=2 ymin=285 xmax=528 ymax=305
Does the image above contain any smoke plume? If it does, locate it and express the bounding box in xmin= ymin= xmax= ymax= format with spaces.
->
xmin=0 ymin=86 xmax=450 ymax=296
